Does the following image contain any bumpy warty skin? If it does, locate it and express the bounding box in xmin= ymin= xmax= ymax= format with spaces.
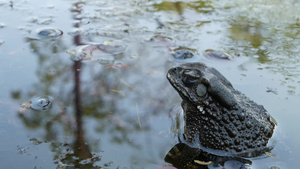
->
xmin=167 ymin=63 xmax=276 ymax=157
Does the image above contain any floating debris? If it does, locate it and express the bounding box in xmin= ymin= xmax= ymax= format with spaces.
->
xmin=266 ymin=87 xmax=278 ymax=95
xmin=165 ymin=143 xmax=201 ymax=169
xmin=194 ymin=160 xmax=212 ymax=165
xmin=29 ymin=95 xmax=53 ymax=111
xmin=150 ymin=36 xmax=173 ymax=43
xmin=19 ymin=102 xmax=31 ymax=113
xmin=106 ymin=64 xmax=129 ymax=69
xmin=67 ymin=45 xmax=96 ymax=61
xmin=37 ymin=28 xmax=63 ymax=39
xmin=17 ymin=145 xmax=29 ymax=155
xmin=149 ymin=35 xmax=174 ymax=47
xmin=204 ymin=49 xmax=234 ymax=60
xmin=67 ymin=28 xmax=84 ymax=36
xmin=170 ymin=46 xmax=196 ymax=59
xmin=265 ymin=152 xmax=279 ymax=158
xmin=67 ymin=42 xmax=125 ymax=62
xmin=96 ymin=41 xmax=126 ymax=54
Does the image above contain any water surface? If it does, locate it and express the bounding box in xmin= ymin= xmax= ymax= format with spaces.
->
xmin=0 ymin=0 xmax=299 ymax=168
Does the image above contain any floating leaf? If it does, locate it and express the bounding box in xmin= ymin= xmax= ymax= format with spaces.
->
xmin=110 ymin=89 xmax=123 ymax=94
xmin=265 ymin=152 xmax=279 ymax=158
xmin=67 ymin=50 xmax=79 ymax=54
xmin=19 ymin=102 xmax=31 ymax=113
xmin=106 ymin=64 xmax=128 ymax=69
xmin=194 ymin=160 xmax=212 ymax=165
xmin=48 ymin=33 xmax=55 ymax=36
xmin=270 ymin=116 xmax=278 ymax=126
xmin=103 ymin=41 xmax=113 ymax=45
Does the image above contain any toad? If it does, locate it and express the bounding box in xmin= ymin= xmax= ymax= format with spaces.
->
xmin=166 ymin=63 xmax=276 ymax=158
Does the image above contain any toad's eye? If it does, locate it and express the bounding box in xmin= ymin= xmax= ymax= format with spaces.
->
xmin=182 ymin=70 xmax=199 ymax=85
xmin=182 ymin=76 xmax=198 ymax=85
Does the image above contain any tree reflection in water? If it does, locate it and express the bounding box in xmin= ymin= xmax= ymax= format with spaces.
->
xmin=13 ymin=0 xmax=174 ymax=168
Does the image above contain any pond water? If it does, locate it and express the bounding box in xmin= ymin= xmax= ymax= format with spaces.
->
xmin=0 ymin=0 xmax=300 ymax=168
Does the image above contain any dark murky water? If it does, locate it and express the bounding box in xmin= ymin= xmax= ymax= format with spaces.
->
xmin=0 ymin=0 xmax=300 ymax=168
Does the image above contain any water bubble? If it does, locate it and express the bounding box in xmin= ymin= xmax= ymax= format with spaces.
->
xmin=68 ymin=28 xmax=84 ymax=36
xmin=68 ymin=42 xmax=125 ymax=63
xmin=68 ymin=45 xmax=95 ymax=61
xmin=96 ymin=55 xmax=115 ymax=65
xmin=0 ymin=23 xmax=5 ymax=28
xmin=29 ymin=95 xmax=53 ymax=111
xmin=96 ymin=41 xmax=126 ymax=54
xmin=37 ymin=28 xmax=63 ymax=40
xmin=148 ymin=35 xmax=175 ymax=47
xmin=38 ymin=18 xmax=53 ymax=25
xmin=0 ymin=39 xmax=4 ymax=46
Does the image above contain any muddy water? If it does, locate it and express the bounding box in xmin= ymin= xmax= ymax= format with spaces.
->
xmin=0 ymin=0 xmax=299 ymax=168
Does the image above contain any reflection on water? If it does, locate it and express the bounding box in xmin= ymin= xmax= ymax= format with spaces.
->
xmin=153 ymin=1 xmax=213 ymax=14
xmin=0 ymin=0 xmax=299 ymax=168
